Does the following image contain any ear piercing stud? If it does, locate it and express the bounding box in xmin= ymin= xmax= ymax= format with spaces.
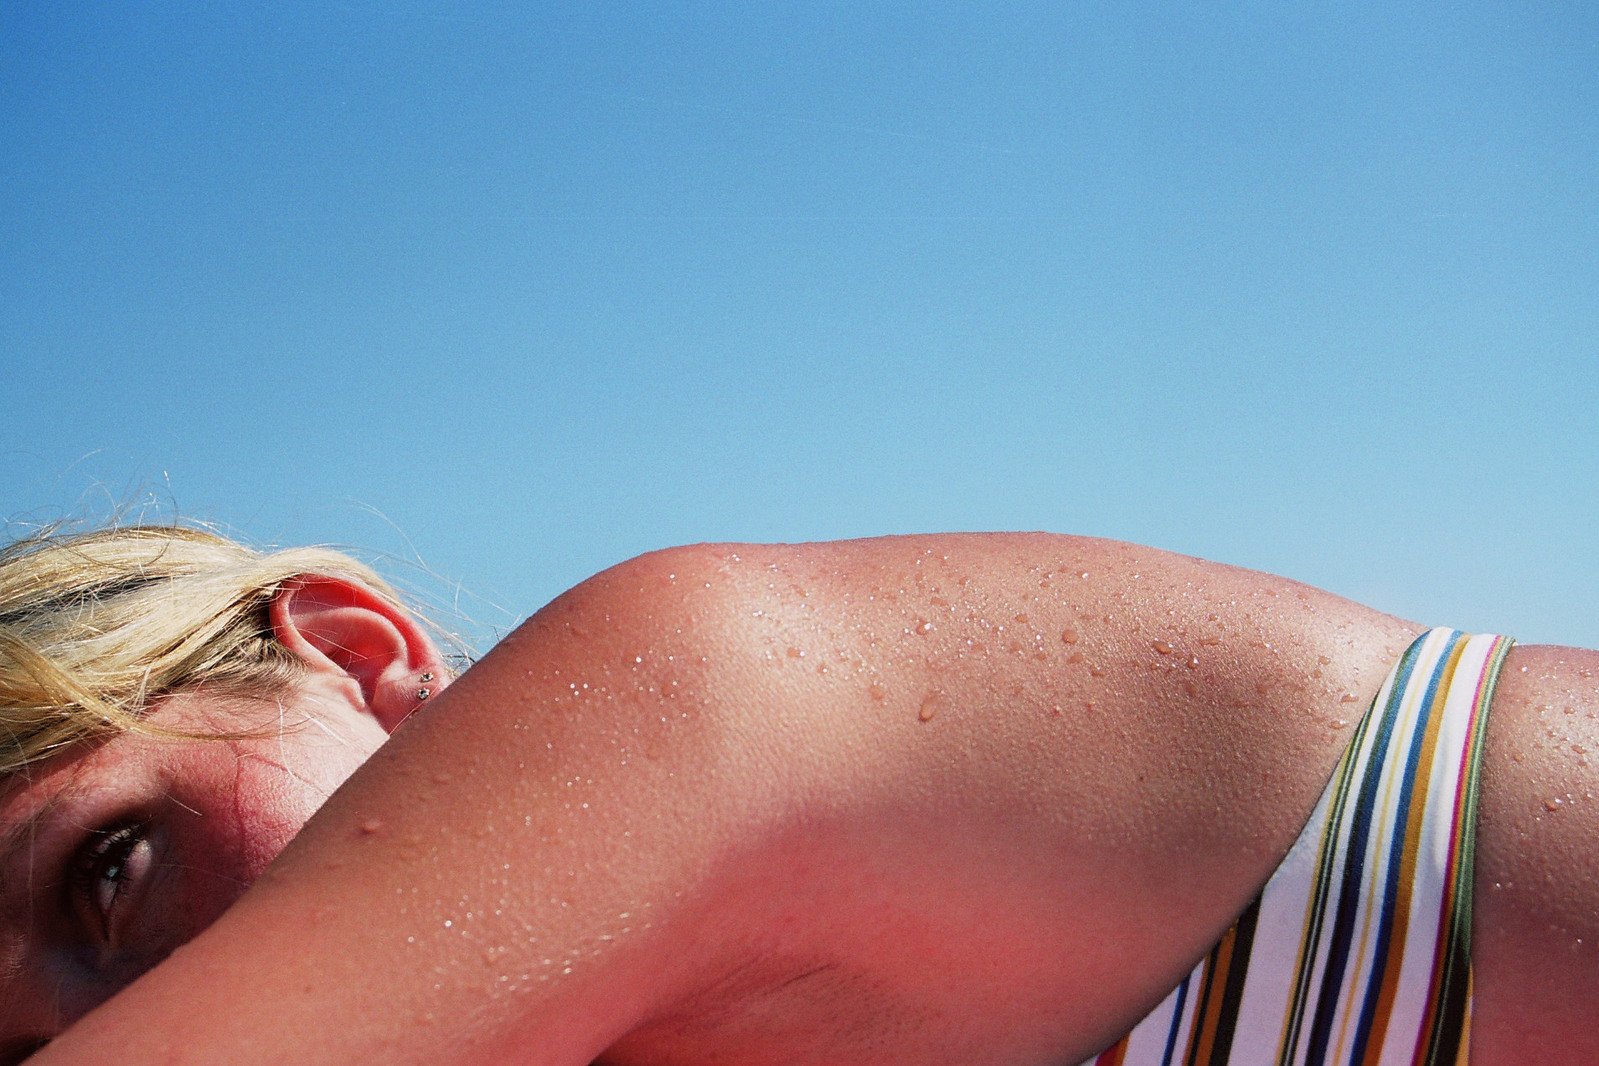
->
xmin=417 ymin=671 xmax=435 ymax=701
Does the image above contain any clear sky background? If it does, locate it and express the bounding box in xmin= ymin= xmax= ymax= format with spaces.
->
xmin=3 ymin=3 xmax=1595 ymax=650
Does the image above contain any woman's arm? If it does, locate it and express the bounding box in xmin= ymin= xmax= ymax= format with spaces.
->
xmin=1472 ymin=643 xmax=1599 ymax=1063
xmin=36 ymin=534 xmax=1457 ymax=1063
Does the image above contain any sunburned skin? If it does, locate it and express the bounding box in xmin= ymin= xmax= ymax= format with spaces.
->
xmin=0 ymin=681 xmax=392 ymax=1062
xmin=3 ymin=534 xmax=1596 ymax=1063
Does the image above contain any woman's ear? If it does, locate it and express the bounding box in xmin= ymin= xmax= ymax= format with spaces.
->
xmin=268 ymin=576 xmax=448 ymax=733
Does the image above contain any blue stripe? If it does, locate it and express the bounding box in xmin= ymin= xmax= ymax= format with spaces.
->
xmin=1346 ymin=632 xmax=1462 ymax=1062
xmin=1161 ymin=974 xmax=1191 ymax=1066
xmin=1303 ymin=633 xmax=1430 ymax=1064
xmin=1279 ymin=702 xmax=1378 ymax=1063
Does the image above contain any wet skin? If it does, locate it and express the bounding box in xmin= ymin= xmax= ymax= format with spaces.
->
xmin=2 ymin=535 xmax=1595 ymax=1063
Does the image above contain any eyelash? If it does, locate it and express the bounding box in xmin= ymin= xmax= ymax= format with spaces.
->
xmin=66 ymin=821 xmax=149 ymax=942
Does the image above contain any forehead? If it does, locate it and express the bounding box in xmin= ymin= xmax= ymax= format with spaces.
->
xmin=0 ymin=690 xmax=273 ymax=835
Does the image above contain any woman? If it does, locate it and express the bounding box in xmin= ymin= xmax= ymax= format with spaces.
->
xmin=0 ymin=525 xmax=1592 ymax=1063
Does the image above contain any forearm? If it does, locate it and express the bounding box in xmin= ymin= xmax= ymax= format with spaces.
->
xmin=36 ymin=548 xmax=776 ymax=1063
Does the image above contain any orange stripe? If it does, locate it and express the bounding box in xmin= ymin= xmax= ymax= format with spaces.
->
xmin=1095 ymin=1037 xmax=1129 ymax=1066
xmin=1359 ymin=638 xmax=1466 ymax=1063
xmin=1332 ymin=639 xmax=1437 ymax=1065
xmin=1409 ymin=637 xmax=1501 ymax=1066
xmin=1452 ymin=971 xmax=1473 ymax=1066
xmin=1186 ymin=927 xmax=1237 ymax=1065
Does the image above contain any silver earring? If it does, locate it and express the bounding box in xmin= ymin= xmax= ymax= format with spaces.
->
xmin=417 ymin=672 xmax=435 ymax=701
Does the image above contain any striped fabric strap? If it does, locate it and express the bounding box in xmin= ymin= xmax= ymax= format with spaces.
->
xmin=1082 ymin=628 xmax=1513 ymax=1066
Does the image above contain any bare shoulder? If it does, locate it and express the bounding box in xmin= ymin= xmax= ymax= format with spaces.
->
xmin=569 ymin=534 xmax=1433 ymax=1057
xmin=1473 ymin=644 xmax=1599 ymax=1064
xmin=576 ymin=531 xmax=1423 ymax=867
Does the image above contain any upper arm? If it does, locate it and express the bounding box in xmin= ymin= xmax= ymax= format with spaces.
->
xmin=1472 ymin=644 xmax=1599 ymax=1063
xmin=36 ymin=533 xmax=1425 ymax=1063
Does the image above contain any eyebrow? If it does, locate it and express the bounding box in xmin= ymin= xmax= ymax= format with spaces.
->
xmin=0 ymin=788 xmax=78 ymax=914
xmin=0 ymin=748 xmax=109 ymax=897
xmin=0 ymin=803 xmax=56 ymax=995
xmin=0 ymin=807 xmax=53 ymax=886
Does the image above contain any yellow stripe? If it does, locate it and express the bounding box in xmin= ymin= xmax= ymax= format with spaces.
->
xmin=1331 ymin=640 xmax=1435 ymax=1065
xmin=1360 ymin=639 xmax=1465 ymax=1063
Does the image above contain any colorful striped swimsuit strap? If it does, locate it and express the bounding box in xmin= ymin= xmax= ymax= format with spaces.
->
xmin=1082 ymin=628 xmax=1514 ymax=1066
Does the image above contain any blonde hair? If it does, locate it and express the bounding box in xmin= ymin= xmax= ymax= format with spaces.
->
xmin=0 ymin=524 xmax=416 ymax=778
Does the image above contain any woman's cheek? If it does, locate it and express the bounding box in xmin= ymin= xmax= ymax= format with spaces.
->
xmin=181 ymin=746 xmax=328 ymax=893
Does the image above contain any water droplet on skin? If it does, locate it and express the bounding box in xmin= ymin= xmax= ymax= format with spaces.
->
xmin=1152 ymin=640 xmax=1174 ymax=656
xmin=1185 ymin=655 xmax=1200 ymax=669
xmin=1340 ymin=692 xmax=1358 ymax=704
xmin=1089 ymin=664 xmax=1106 ymax=678
xmin=1061 ymin=628 xmax=1079 ymax=645
xmin=1545 ymin=797 xmax=1564 ymax=813
xmin=914 ymin=620 xmax=933 ymax=635
xmin=918 ymin=694 xmax=938 ymax=722
xmin=869 ymin=682 xmax=886 ymax=701
xmin=786 ymin=646 xmax=804 ymax=658
xmin=1331 ymin=719 xmax=1348 ymax=730
xmin=1014 ymin=613 xmax=1029 ymax=624
xmin=360 ymin=818 xmax=385 ymax=835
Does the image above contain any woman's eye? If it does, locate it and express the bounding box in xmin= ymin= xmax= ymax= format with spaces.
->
xmin=66 ymin=822 xmax=154 ymax=947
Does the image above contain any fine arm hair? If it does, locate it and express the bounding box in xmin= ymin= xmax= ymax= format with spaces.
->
xmin=0 ymin=523 xmax=423 ymax=778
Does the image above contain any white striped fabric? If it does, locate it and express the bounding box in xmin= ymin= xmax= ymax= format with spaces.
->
xmin=1079 ymin=628 xmax=1512 ymax=1066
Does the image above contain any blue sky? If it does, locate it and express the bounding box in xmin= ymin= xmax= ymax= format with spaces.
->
xmin=3 ymin=3 xmax=1596 ymax=648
